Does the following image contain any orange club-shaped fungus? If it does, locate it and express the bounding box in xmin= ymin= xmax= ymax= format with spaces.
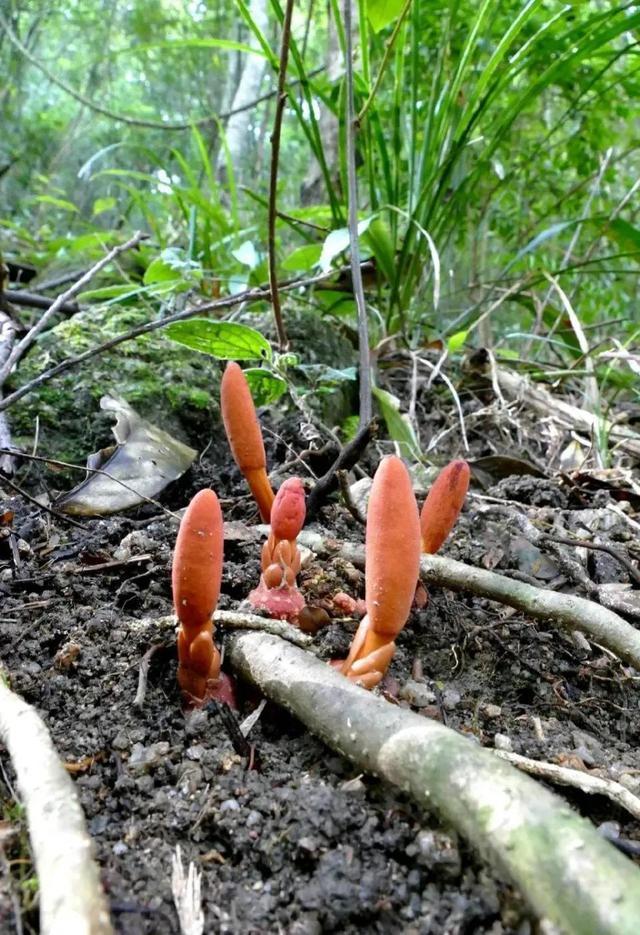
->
xmin=220 ymin=361 xmax=275 ymax=523
xmin=340 ymin=455 xmax=421 ymax=689
xmin=172 ymin=488 xmax=234 ymax=706
xmin=248 ymin=477 xmax=306 ymax=622
xmin=420 ymin=459 xmax=470 ymax=554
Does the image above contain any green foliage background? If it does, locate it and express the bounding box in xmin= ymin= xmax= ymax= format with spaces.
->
xmin=1 ymin=0 xmax=639 ymax=453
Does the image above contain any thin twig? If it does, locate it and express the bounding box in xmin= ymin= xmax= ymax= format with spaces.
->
xmin=0 ymin=231 xmax=147 ymax=384
xmin=0 ymin=472 xmax=85 ymax=529
xmin=358 ymin=0 xmax=412 ymax=121
xmin=494 ymin=750 xmax=640 ymax=822
xmin=0 ymin=308 xmax=17 ymax=473
xmin=0 ymin=449 xmax=181 ymax=519
xmin=0 ymin=266 xmax=346 ymax=413
xmin=541 ymin=533 xmax=640 ymax=587
xmin=297 ymin=532 xmax=640 ymax=671
xmin=337 ymin=470 xmax=366 ymax=525
xmin=267 ymin=0 xmax=295 ymax=351
xmin=0 ymin=13 xmax=324 ymax=132
xmin=344 ymin=0 xmax=372 ymax=427
xmin=305 ymin=418 xmax=377 ymax=519
xmin=134 ymin=643 xmax=170 ymax=710
xmin=3 ymin=289 xmax=80 ymax=316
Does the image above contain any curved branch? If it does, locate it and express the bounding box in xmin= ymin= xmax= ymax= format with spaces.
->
xmin=0 ymin=671 xmax=112 ymax=934
xmin=299 ymin=533 xmax=640 ymax=671
xmin=0 ymin=13 xmax=323 ymax=131
xmin=228 ymin=631 xmax=640 ymax=934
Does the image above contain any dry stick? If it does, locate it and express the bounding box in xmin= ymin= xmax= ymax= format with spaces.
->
xmin=0 ymin=231 xmax=147 ymax=384
xmin=299 ymin=534 xmax=640 ymax=671
xmin=496 ymin=366 xmax=640 ymax=461
xmin=422 ymin=553 xmax=640 ymax=671
xmin=267 ymin=0 xmax=295 ymax=351
xmin=542 ymin=532 xmax=640 ymax=588
xmin=0 ymin=309 xmax=17 ymax=473
xmin=305 ymin=417 xmax=377 ymax=519
xmin=0 ymin=267 xmax=343 ymax=413
xmin=0 ymin=671 xmax=113 ymax=935
xmin=0 ymin=449 xmax=181 ymax=520
xmin=493 ymin=750 xmax=640 ymax=822
xmin=227 ymin=631 xmax=640 ymax=934
xmin=3 ymin=290 xmax=80 ymax=315
xmin=344 ymin=0 xmax=372 ymax=427
xmin=147 ymin=611 xmax=314 ymax=650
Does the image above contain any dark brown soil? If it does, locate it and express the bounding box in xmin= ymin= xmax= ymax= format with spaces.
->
xmin=1 ymin=398 xmax=639 ymax=935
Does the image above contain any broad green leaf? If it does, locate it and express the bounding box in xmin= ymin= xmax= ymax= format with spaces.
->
xmin=78 ymin=284 xmax=143 ymax=302
xmin=244 ymin=368 xmax=287 ymax=405
xmin=372 ymin=387 xmax=422 ymax=462
xmin=92 ymin=197 xmax=117 ymax=216
xmin=318 ymin=219 xmax=372 ymax=273
xmin=165 ymin=319 xmax=272 ymax=361
xmin=364 ymin=217 xmax=395 ymax=285
xmin=447 ymin=330 xmax=469 ymax=353
xmin=232 ymin=240 xmax=260 ymax=269
xmin=34 ymin=195 xmax=78 ymax=212
xmin=282 ymin=244 xmax=322 ymax=272
xmin=367 ymin=0 xmax=405 ymax=33
xmin=606 ymin=219 xmax=640 ymax=258
xmin=143 ymin=257 xmax=182 ymax=286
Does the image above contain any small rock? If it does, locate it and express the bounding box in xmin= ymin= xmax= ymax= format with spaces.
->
xmin=493 ymin=733 xmax=513 ymax=751
xmin=571 ymin=730 xmax=602 ymax=762
xmin=186 ymin=744 xmax=205 ymax=761
xmin=289 ymin=915 xmax=321 ymax=935
xmin=112 ymin=842 xmax=128 ymax=856
xmin=442 ymin=689 xmax=461 ymax=710
xmin=297 ymin=836 xmax=319 ymax=855
xmin=176 ymin=762 xmax=202 ymax=794
xmin=128 ymin=741 xmax=170 ymax=773
xmin=112 ymin=731 xmax=130 ymax=751
xmin=574 ymin=745 xmax=596 ymax=767
xmin=410 ymin=830 xmax=461 ymax=879
xmin=483 ymin=704 xmax=502 ymax=719
xmin=619 ymin=773 xmax=640 ymax=795
xmin=21 ymin=661 xmax=41 ymax=676
xmin=219 ymin=798 xmax=240 ymax=812
xmin=135 ymin=775 xmax=154 ymax=795
xmin=399 ymin=680 xmax=437 ymax=708
xmin=53 ymin=641 xmax=81 ymax=670
xmin=113 ymin=531 xmax=158 ymax=561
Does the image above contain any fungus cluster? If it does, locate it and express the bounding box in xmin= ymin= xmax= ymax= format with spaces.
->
xmin=171 ymin=360 xmax=470 ymax=704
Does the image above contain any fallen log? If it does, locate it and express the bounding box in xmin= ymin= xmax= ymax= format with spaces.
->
xmin=228 ymin=631 xmax=640 ymax=934
xmin=0 ymin=670 xmax=113 ymax=935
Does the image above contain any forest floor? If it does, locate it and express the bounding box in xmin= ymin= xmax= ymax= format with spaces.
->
xmin=1 ymin=375 xmax=640 ymax=934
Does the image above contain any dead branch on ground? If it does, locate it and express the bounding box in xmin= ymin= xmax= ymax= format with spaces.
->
xmin=0 ymin=669 xmax=113 ymax=934
xmin=227 ymin=631 xmax=640 ymax=934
